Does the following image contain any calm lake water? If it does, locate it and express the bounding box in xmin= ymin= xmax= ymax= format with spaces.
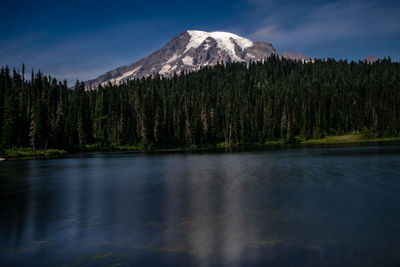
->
xmin=1 ymin=146 xmax=400 ymax=266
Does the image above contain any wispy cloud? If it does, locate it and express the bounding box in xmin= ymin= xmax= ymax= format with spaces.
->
xmin=252 ymin=24 xmax=283 ymax=41
xmin=0 ymin=19 xmax=173 ymax=84
xmin=247 ymin=0 xmax=400 ymax=58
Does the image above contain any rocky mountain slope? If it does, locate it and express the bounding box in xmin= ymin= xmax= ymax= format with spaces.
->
xmin=85 ymin=30 xmax=310 ymax=88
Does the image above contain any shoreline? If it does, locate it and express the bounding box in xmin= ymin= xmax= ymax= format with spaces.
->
xmin=1 ymin=135 xmax=400 ymax=160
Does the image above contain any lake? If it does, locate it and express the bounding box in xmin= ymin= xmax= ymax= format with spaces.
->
xmin=1 ymin=146 xmax=400 ymax=266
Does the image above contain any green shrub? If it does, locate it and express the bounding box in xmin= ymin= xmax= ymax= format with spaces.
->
xmin=360 ymin=127 xmax=373 ymax=139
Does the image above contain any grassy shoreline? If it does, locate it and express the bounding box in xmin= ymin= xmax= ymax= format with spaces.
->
xmin=217 ymin=134 xmax=400 ymax=147
xmin=1 ymin=134 xmax=400 ymax=160
xmin=0 ymin=148 xmax=67 ymax=159
xmin=299 ymin=134 xmax=400 ymax=145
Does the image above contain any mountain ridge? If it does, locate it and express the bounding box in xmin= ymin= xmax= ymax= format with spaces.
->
xmin=85 ymin=30 xmax=310 ymax=89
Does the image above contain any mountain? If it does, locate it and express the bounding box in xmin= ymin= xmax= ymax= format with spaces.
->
xmin=281 ymin=51 xmax=310 ymax=61
xmin=85 ymin=30 xmax=310 ymax=88
xmin=364 ymin=55 xmax=379 ymax=64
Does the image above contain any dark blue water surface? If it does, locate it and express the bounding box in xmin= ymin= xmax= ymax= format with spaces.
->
xmin=0 ymin=146 xmax=400 ymax=266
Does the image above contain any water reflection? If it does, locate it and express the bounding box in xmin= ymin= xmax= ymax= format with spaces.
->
xmin=158 ymin=155 xmax=254 ymax=265
xmin=0 ymin=147 xmax=400 ymax=266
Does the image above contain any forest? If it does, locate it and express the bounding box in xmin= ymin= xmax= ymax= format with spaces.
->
xmin=0 ymin=55 xmax=399 ymax=152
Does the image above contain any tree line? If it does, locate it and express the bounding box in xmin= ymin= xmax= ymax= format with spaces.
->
xmin=1 ymin=55 xmax=399 ymax=151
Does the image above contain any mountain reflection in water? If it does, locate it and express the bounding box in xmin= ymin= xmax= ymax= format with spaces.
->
xmin=0 ymin=146 xmax=400 ymax=266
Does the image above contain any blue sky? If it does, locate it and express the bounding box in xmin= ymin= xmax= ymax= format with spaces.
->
xmin=0 ymin=0 xmax=399 ymax=85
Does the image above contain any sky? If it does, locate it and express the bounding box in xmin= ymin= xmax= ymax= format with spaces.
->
xmin=0 ymin=0 xmax=399 ymax=85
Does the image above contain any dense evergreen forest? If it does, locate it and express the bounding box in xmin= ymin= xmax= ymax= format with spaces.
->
xmin=1 ymin=56 xmax=399 ymax=151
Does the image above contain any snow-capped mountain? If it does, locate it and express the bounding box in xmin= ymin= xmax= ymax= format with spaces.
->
xmin=85 ymin=30 xmax=310 ymax=88
xmin=364 ymin=55 xmax=379 ymax=64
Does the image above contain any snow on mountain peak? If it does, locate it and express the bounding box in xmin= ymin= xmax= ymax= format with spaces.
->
xmin=185 ymin=30 xmax=253 ymax=60
xmin=85 ymin=30 xmax=310 ymax=89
